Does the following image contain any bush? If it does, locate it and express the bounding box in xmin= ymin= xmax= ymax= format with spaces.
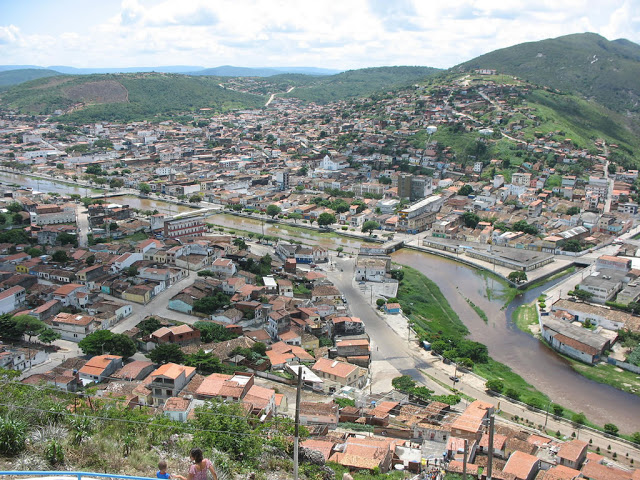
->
xmin=0 ymin=416 xmax=27 ymax=455
xmin=604 ymin=423 xmax=619 ymax=436
xmin=552 ymin=403 xmax=564 ymax=416
xmin=505 ymin=388 xmax=520 ymax=401
xmin=45 ymin=439 xmax=64 ymax=465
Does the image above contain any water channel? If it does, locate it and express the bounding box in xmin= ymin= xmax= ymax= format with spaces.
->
xmin=4 ymin=171 xmax=638 ymax=429
xmin=0 ymin=172 xmax=195 ymax=216
xmin=392 ymin=250 xmax=640 ymax=431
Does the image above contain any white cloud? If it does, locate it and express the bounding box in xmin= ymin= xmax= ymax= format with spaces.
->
xmin=0 ymin=0 xmax=639 ymax=69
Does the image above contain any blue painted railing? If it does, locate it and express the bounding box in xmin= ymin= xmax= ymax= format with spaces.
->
xmin=0 ymin=472 xmax=156 ymax=480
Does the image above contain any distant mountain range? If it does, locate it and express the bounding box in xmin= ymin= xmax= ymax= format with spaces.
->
xmin=456 ymin=33 xmax=640 ymax=126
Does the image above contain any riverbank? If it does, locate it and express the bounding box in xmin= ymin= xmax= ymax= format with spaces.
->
xmin=393 ymin=261 xmax=639 ymax=437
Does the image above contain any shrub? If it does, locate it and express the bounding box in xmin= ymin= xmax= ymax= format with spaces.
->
xmin=0 ymin=417 xmax=27 ymax=455
xmin=551 ymin=403 xmax=564 ymax=416
xmin=45 ymin=439 xmax=64 ymax=465
xmin=505 ymin=388 xmax=520 ymax=401
xmin=485 ymin=379 xmax=504 ymax=393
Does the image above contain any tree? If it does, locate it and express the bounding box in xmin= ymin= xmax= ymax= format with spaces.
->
xmin=233 ymin=238 xmax=248 ymax=250
xmin=551 ymin=404 xmax=564 ymax=416
xmin=0 ymin=214 xmax=6 ymax=225
xmin=288 ymin=212 xmax=302 ymax=223
xmin=79 ymin=330 xmax=114 ymax=356
xmin=376 ymin=298 xmax=386 ymax=308
xmin=38 ymin=328 xmax=61 ymax=345
xmin=571 ymin=412 xmax=586 ymax=426
xmin=138 ymin=183 xmax=151 ymax=194
xmin=362 ymin=220 xmax=380 ymax=235
xmin=137 ymin=317 xmax=162 ymax=336
xmin=52 ymin=250 xmax=69 ymax=263
xmin=566 ymin=206 xmax=580 ymax=216
xmin=485 ymin=379 xmax=504 ymax=393
xmin=58 ymin=232 xmax=77 ymax=246
xmin=392 ymin=375 xmax=417 ymax=392
xmin=508 ymin=271 xmax=528 ymax=284
xmin=252 ymin=342 xmax=267 ymax=356
xmin=336 ymin=246 xmax=344 ymax=257
xmin=148 ymin=343 xmax=185 ymax=364
xmin=266 ymin=204 xmax=281 ymax=218
xmin=462 ymin=211 xmax=480 ymax=228
xmin=27 ymin=247 xmax=43 ymax=257
xmin=12 ymin=213 xmax=23 ymax=225
xmin=563 ymin=239 xmax=583 ymax=252
xmin=193 ymin=292 xmax=231 ymax=315
xmin=193 ymin=400 xmax=262 ymax=460
xmin=56 ymin=163 xmax=64 ymax=169
xmin=6 ymin=202 xmax=23 ymax=213
xmin=108 ymin=334 xmax=137 ymax=359
xmin=458 ymin=184 xmax=473 ymax=196
xmin=194 ymin=321 xmax=238 ymax=343
xmin=569 ymin=288 xmax=593 ymax=301
xmin=85 ymin=254 xmax=95 ymax=266
xmin=109 ymin=178 xmax=124 ymax=189
xmin=125 ymin=265 xmax=139 ymax=277
xmin=299 ymin=165 xmax=308 ymax=176
xmin=513 ymin=220 xmax=538 ymax=235
xmin=189 ymin=194 xmax=202 ymax=203
xmin=317 ymin=212 xmax=336 ymax=227
xmin=14 ymin=315 xmax=47 ymax=343
xmin=604 ymin=423 xmax=619 ymax=436
xmin=505 ymin=388 xmax=520 ymax=400
xmin=631 ymin=432 xmax=640 ymax=445
xmin=379 ymin=176 xmax=392 ymax=185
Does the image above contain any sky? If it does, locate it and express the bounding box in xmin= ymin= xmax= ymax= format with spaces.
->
xmin=0 ymin=0 xmax=639 ymax=70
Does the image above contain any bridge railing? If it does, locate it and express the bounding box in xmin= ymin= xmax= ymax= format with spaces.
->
xmin=0 ymin=472 xmax=156 ymax=480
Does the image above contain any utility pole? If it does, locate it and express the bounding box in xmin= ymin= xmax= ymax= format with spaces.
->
xmin=487 ymin=411 xmax=495 ymax=480
xmin=462 ymin=439 xmax=468 ymax=480
xmin=293 ymin=369 xmax=304 ymax=480
xmin=544 ymin=400 xmax=551 ymax=430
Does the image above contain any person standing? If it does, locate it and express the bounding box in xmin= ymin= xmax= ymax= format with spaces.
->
xmin=187 ymin=448 xmax=217 ymax=480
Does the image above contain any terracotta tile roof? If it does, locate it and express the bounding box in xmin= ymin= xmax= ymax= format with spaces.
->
xmin=503 ymin=451 xmax=539 ymax=480
xmin=479 ymin=433 xmax=508 ymax=450
xmin=312 ymin=357 xmax=357 ymax=379
xmin=243 ymin=384 xmax=275 ymax=410
xmin=557 ymin=440 xmax=587 ymax=463
xmin=79 ymin=355 xmax=121 ymax=376
xmin=151 ymin=363 xmax=195 ymax=380
xmin=301 ymin=438 xmax=335 ymax=461
xmin=581 ymin=461 xmax=633 ymax=480
xmin=541 ymin=465 xmax=581 ymax=480
xmin=53 ymin=283 xmax=84 ymax=296
xmin=163 ymin=396 xmax=191 ymax=412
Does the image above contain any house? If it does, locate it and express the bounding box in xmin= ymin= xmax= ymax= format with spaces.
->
xmin=210 ymin=258 xmax=237 ymax=277
xmin=335 ymin=338 xmax=370 ymax=358
xmin=50 ymin=312 xmax=102 ymax=341
xmin=243 ymin=384 xmax=277 ymax=417
xmin=449 ymin=400 xmax=492 ymax=441
xmin=52 ymin=283 xmax=89 ymax=308
xmin=329 ymin=436 xmax=395 ymax=473
xmin=163 ymin=396 xmax=192 ymax=422
xmin=542 ymin=317 xmax=609 ymax=364
xmin=195 ymin=372 xmax=254 ymax=401
xmin=331 ymin=316 xmax=365 ymax=336
xmin=299 ymin=401 xmax=339 ymax=428
xmin=384 ymin=303 xmax=401 ymax=314
xmin=149 ymin=363 xmax=197 ymax=406
xmin=503 ymin=451 xmax=540 ymax=480
xmin=112 ymin=360 xmax=155 ymax=381
xmin=78 ymin=355 xmax=123 ymax=385
xmin=478 ymin=433 xmax=507 ymax=459
xmin=277 ymin=279 xmax=294 ymax=297
xmin=122 ymin=284 xmax=153 ymax=304
xmin=311 ymin=285 xmax=342 ymax=302
xmin=355 ymin=256 xmax=390 ymax=282
xmin=149 ymin=325 xmax=201 ymax=347
xmin=311 ymin=357 xmax=364 ymax=392
xmin=557 ymin=440 xmax=588 ymax=470
xmin=0 ymin=285 xmax=26 ymax=314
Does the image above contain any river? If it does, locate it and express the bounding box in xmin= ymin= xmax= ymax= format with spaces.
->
xmin=392 ymin=249 xmax=640 ymax=432
xmin=0 ymin=172 xmax=196 ymax=216
xmin=3 ymin=170 xmax=638 ymax=429
xmin=205 ymin=213 xmax=365 ymax=254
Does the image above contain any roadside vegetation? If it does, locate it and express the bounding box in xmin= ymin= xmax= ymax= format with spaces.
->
xmin=565 ymin=359 xmax=640 ymax=398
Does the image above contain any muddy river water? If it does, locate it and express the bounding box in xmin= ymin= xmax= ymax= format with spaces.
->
xmin=392 ymin=250 xmax=640 ymax=431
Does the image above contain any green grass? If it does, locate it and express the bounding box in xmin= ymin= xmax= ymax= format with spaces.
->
xmin=567 ymin=360 xmax=640 ymax=398
xmin=474 ymin=358 xmax=551 ymax=407
xmin=327 ymin=462 xmax=405 ymax=480
xmin=397 ymin=266 xmax=468 ymax=338
xmin=474 ymin=270 xmax=519 ymax=308
xmin=513 ymin=303 xmax=539 ymax=335
xmin=114 ymin=231 xmax=148 ymax=243
xmin=464 ymin=297 xmax=488 ymax=323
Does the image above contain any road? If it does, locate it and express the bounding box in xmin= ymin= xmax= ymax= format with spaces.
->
xmin=76 ymin=204 xmax=90 ymax=248
xmin=110 ymin=273 xmax=199 ymax=333
xmin=327 ymin=256 xmax=451 ymax=397
xmin=324 ymin=257 xmax=640 ymax=463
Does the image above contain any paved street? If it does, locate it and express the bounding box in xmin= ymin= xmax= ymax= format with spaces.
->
xmin=324 ymin=257 xmax=640 ymax=464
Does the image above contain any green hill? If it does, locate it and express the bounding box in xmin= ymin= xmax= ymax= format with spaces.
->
xmin=0 ymin=73 xmax=267 ymax=122
xmin=0 ymin=68 xmax=61 ymax=90
xmin=456 ymin=33 xmax=640 ymax=126
xmin=282 ymin=66 xmax=441 ymax=104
